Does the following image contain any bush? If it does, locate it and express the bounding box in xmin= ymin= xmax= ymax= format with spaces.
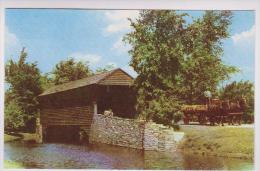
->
xmin=173 ymin=111 xmax=183 ymax=123
xmin=145 ymin=93 xmax=183 ymax=126
xmin=4 ymin=99 xmax=25 ymax=131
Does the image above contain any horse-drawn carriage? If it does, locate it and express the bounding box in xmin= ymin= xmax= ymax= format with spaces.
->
xmin=182 ymin=98 xmax=247 ymax=125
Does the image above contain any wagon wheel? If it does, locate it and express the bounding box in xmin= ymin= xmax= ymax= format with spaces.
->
xmin=183 ymin=113 xmax=190 ymax=124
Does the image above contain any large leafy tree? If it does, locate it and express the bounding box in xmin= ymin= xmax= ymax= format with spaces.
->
xmin=124 ymin=10 xmax=237 ymax=123
xmin=180 ymin=11 xmax=238 ymax=104
xmin=52 ymin=58 xmax=92 ymax=85
xmin=5 ymin=48 xmax=43 ymax=132
xmin=124 ymin=10 xmax=187 ymax=121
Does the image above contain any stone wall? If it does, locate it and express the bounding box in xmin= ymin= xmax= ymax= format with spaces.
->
xmin=144 ymin=122 xmax=179 ymax=152
xmin=89 ymin=114 xmax=145 ymax=149
xmin=89 ymin=114 xmax=184 ymax=151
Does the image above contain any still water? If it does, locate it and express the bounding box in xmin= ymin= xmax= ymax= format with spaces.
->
xmin=5 ymin=141 xmax=254 ymax=170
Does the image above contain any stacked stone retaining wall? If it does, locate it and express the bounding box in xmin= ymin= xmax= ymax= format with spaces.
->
xmin=89 ymin=114 xmax=183 ymax=151
xmin=89 ymin=114 xmax=145 ymax=149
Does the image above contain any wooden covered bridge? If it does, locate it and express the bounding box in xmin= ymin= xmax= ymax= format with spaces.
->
xmin=38 ymin=68 xmax=136 ymax=143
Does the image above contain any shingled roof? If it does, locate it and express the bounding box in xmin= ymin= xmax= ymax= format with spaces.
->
xmin=39 ymin=68 xmax=134 ymax=96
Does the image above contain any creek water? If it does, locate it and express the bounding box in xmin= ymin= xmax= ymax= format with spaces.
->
xmin=4 ymin=141 xmax=254 ymax=170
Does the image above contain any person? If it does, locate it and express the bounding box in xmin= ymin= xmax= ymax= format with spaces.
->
xmin=79 ymin=129 xmax=89 ymax=144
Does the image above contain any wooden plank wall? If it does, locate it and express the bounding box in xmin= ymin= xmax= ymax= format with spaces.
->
xmin=99 ymin=69 xmax=133 ymax=85
xmin=40 ymin=105 xmax=94 ymax=133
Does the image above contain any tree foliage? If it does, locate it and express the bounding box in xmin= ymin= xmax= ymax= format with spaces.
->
xmin=4 ymin=99 xmax=25 ymax=131
xmin=219 ymin=81 xmax=254 ymax=118
xmin=40 ymin=73 xmax=55 ymax=91
xmin=5 ymin=48 xmax=43 ymax=132
xmin=52 ymin=58 xmax=92 ymax=85
xmin=145 ymin=91 xmax=183 ymax=125
xmin=180 ymin=11 xmax=238 ymax=103
xmin=124 ymin=10 xmax=238 ymax=124
xmin=95 ymin=64 xmax=116 ymax=74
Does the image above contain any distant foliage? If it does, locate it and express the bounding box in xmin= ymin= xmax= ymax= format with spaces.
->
xmin=124 ymin=10 xmax=238 ymax=125
xmin=52 ymin=58 xmax=92 ymax=85
xmin=220 ymin=81 xmax=254 ymax=122
xmin=40 ymin=73 xmax=55 ymax=91
xmin=5 ymin=48 xmax=43 ymax=132
xmin=95 ymin=64 xmax=116 ymax=74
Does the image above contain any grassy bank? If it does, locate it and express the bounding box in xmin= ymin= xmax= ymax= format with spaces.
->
xmin=4 ymin=160 xmax=24 ymax=169
xmin=4 ymin=134 xmax=21 ymax=142
xmin=19 ymin=132 xmax=38 ymax=142
xmin=4 ymin=133 xmax=37 ymax=169
xmin=178 ymin=125 xmax=254 ymax=159
xmin=4 ymin=132 xmax=38 ymax=143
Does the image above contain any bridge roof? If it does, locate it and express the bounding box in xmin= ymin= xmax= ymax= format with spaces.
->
xmin=39 ymin=68 xmax=134 ymax=97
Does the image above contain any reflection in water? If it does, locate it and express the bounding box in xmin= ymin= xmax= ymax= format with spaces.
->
xmin=5 ymin=141 xmax=254 ymax=170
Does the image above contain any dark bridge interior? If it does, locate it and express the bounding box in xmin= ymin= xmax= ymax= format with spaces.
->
xmin=45 ymin=125 xmax=80 ymax=143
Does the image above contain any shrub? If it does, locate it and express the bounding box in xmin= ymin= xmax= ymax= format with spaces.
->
xmin=173 ymin=111 xmax=183 ymax=123
xmin=4 ymin=99 xmax=25 ymax=131
xmin=145 ymin=93 xmax=183 ymax=126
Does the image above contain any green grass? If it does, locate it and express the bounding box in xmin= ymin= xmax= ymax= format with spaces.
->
xmin=19 ymin=132 xmax=38 ymax=142
xmin=4 ymin=160 xmax=24 ymax=169
xmin=4 ymin=134 xmax=21 ymax=142
xmin=4 ymin=132 xmax=38 ymax=143
xmin=179 ymin=125 xmax=254 ymax=159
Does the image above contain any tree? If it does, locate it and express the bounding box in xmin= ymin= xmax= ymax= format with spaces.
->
xmin=124 ymin=10 xmax=188 ymax=122
xmin=124 ymin=10 xmax=237 ymax=124
xmin=95 ymin=64 xmax=116 ymax=74
xmin=180 ymin=11 xmax=238 ymax=104
xmin=180 ymin=49 xmax=238 ymax=104
xmin=52 ymin=58 xmax=92 ymax=85
xmin=40 ymin=73 xmax=55 ymax=91
xmin=5 ymin=48 xmax=43 ymax=132
xmin=219 ymin=81 xmax=254 ymax=122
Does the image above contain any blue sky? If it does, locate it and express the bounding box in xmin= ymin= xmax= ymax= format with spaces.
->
xmin=5 ymin=9 xmax=255 ymax=85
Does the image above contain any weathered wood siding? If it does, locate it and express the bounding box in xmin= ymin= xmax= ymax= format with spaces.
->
xmin=40 ymin=105 xmax=94 ymax=133
xmin=99 ymin=69 xmax=133 ymax=85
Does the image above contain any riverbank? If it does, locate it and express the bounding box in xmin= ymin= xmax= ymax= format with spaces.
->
xmin=4 ymin=160 xmax=24 ymax=169
xmin=4 ymin=133 xmax=37 ymax=143
xmin=4 ymin=134 xmax=21 ymax=142
xmin=178 ymin=125 xmax=254 ymax=159
xmin=4 ymin=133 xmax=37 ymax=169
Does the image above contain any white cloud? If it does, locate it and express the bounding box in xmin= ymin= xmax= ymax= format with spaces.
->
xmin=111 ymin=36 xmax=131 ymax=54
xmin=122 ymin=65 xmax=137 ymax=78
xmin=5 ymin=27 xmax=19 ymax=47
xmin=5 ymin=26 xmax=22 ymax=58
xmin=69 ymin=52 xmax=101 ymax=65
xmin=232 ymin=25 xmax=255 ymax=45
xmin=104 ymin=10 xmax=140 ymax=34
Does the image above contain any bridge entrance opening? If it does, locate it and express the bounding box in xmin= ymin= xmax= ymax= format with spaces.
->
xmin=45 ymin=125 xmax=80 ymax=143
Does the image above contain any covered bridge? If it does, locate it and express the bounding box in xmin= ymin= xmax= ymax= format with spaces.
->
xmin=38 ymin=68 xmax=136 ymax=143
